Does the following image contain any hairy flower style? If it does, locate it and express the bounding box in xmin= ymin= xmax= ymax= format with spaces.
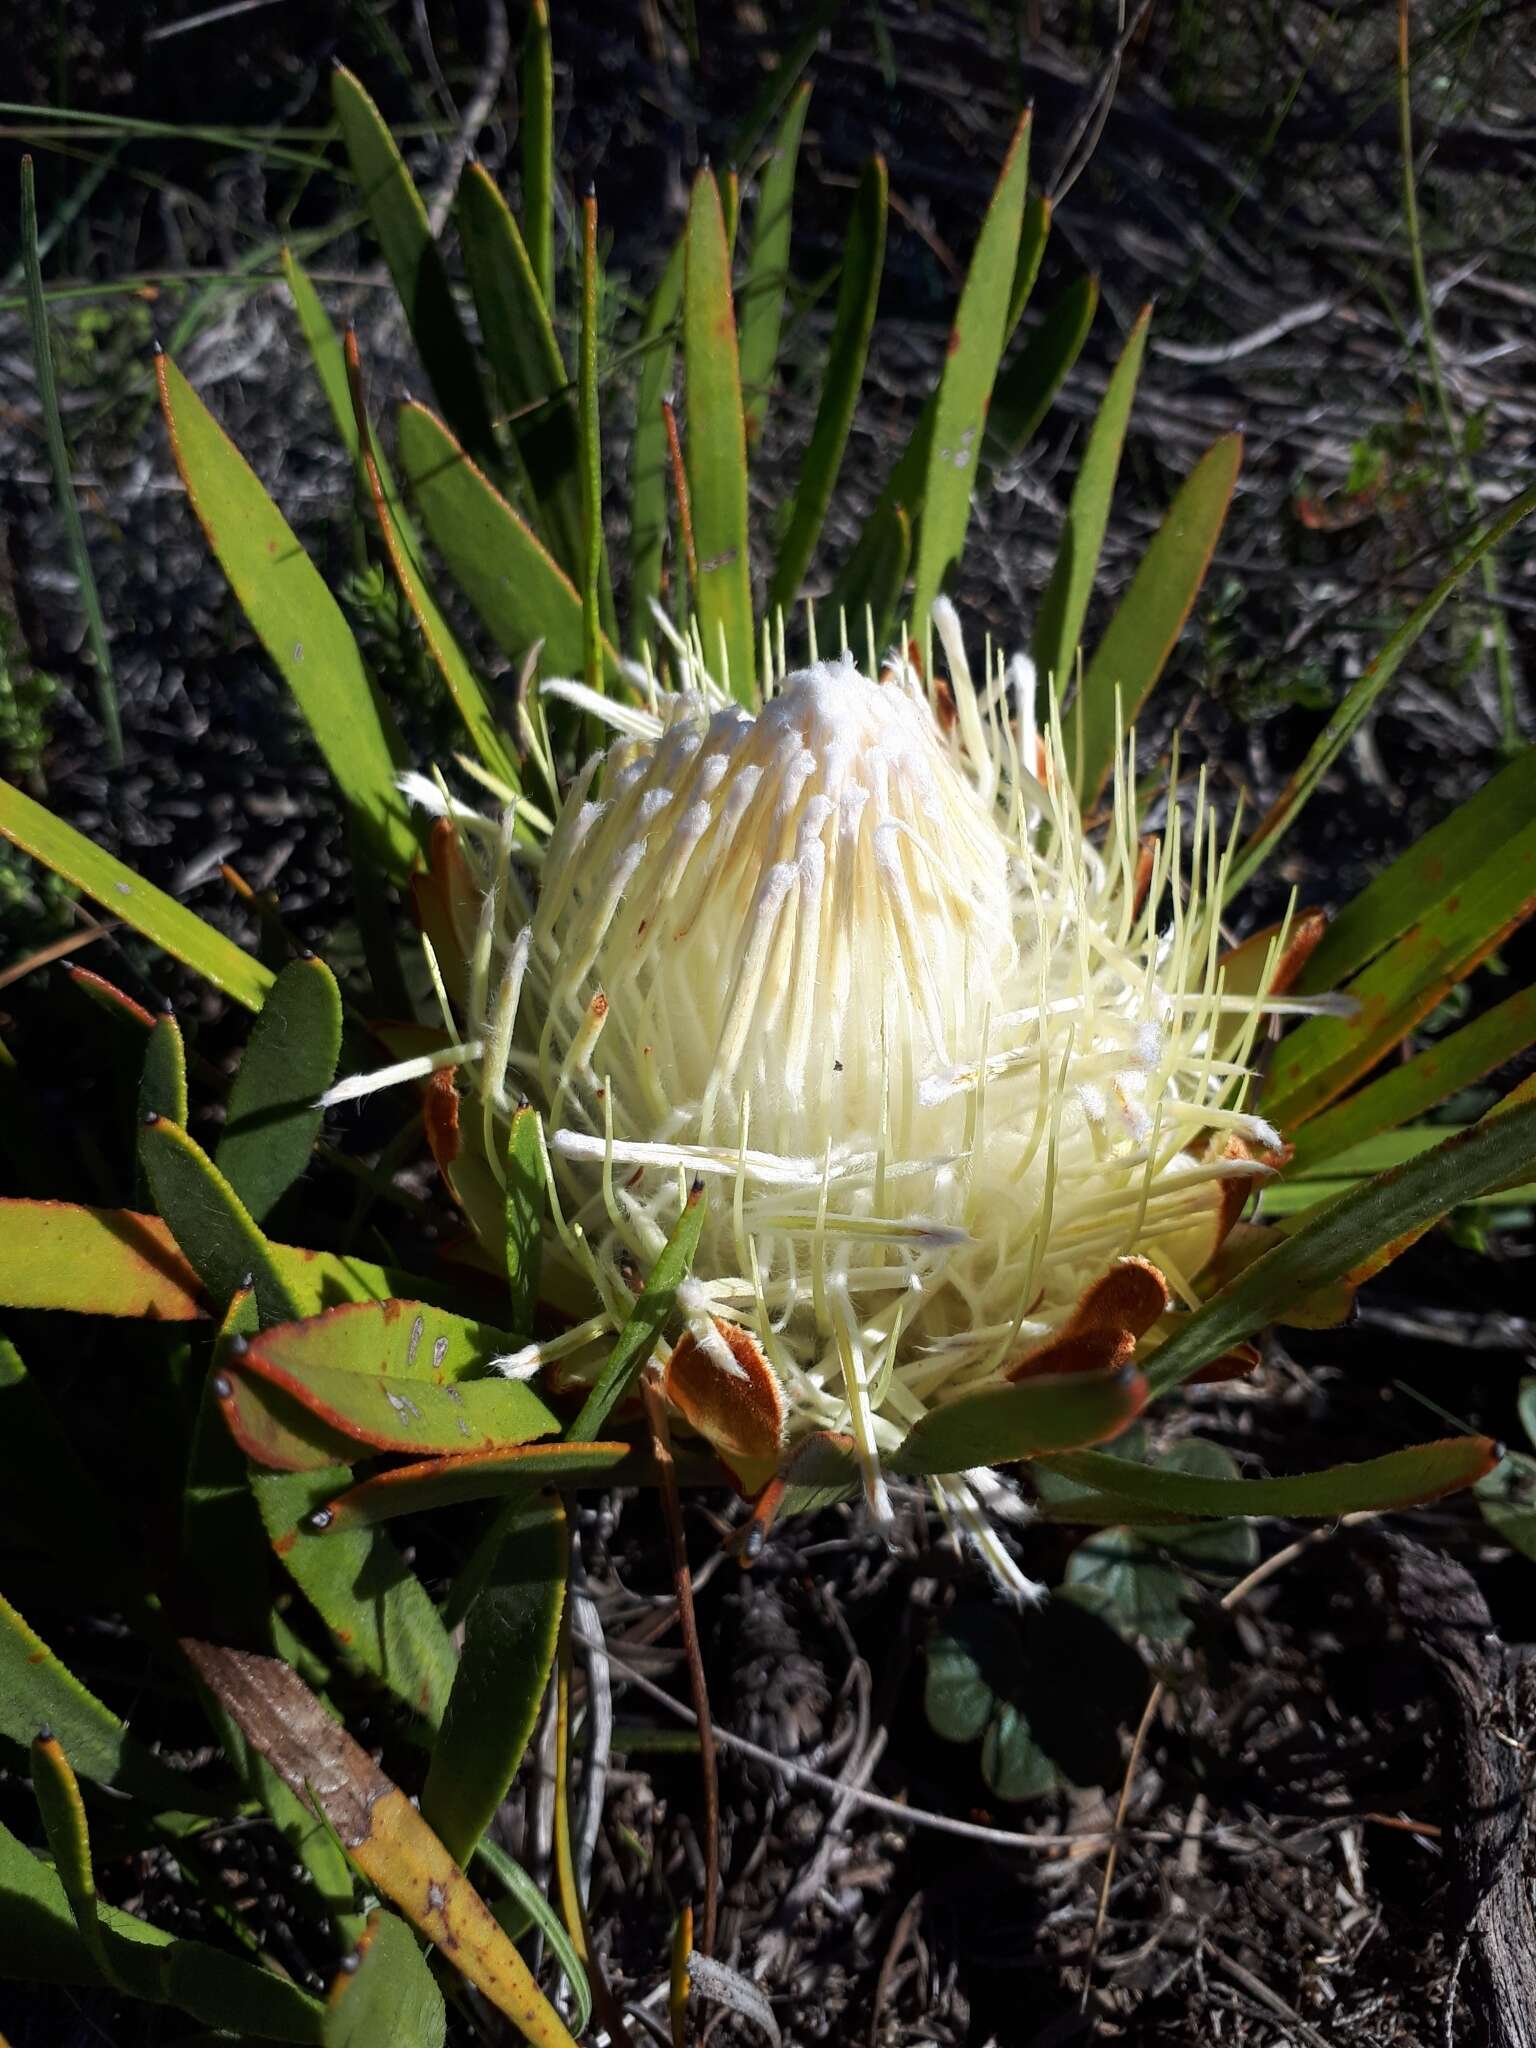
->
xmin=345 ymin=603 xmax=1320 ymax=1566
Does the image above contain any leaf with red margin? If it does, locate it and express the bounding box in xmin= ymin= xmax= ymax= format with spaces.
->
xmin=890 ymin=1364 xmax=1148 ymax=1477
xmin=231 ymin=1351 xmax=557 ymax=1462
xmin=0 ymin=1199 xmax=206 ymax=1320
xmin=316 ymin=1442 xmax=637 ymax=1531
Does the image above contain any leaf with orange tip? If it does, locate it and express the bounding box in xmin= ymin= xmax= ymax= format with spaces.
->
xmin=181 ymin=1640 xmax=579 ymax=2048
xmin=316 ymin=1441 xmax=635 ymax=1531
xmin=65 ymin=965 xmax=156 ymax=1030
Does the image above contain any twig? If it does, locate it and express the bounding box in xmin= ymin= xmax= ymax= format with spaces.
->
xmin=417 ymin=0 xmax=511 ymax=239
xmin=1205 ymin=1940 xmax=1336 ymax=2048
xmin=642 ymin=1373 xmax=720 ymax=1956
xmin=0 ymin=920 xmax=114 ymax=993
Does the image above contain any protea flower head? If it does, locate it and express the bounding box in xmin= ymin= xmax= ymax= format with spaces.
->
xmin=335 ymin=601 xmax=1323 ymax=1579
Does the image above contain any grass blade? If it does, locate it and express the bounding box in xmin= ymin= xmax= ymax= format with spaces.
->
xmin=739 ymin=82 xmax=812 ymax=450
xmin=1073 ymin=431 xmax=1242 ymax=806
xmin=684 ymin=170 xmax=754 ymax=702
xmin=910 ymin=112 xmax=1031 ymax=633
xmin=521 ymin=0 xmax=555 ymax=311
xmin=1031 ymin=304 xmax=1151 ymax=708
xmin=768 ymin=154 xmax=887 ymax=613
xmin=19 ymin=157 xmax=120 ymax=765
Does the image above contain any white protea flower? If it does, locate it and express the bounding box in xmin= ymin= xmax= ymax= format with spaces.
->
xmin=330 ymin=600 xmax=1334 ymax=1554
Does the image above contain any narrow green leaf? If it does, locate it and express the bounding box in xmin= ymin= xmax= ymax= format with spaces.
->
xmin=458 ymin=162 xmax=598 ymax=602
xmin=140 ymin=1114 xmax=302 ymax=1327
xmin=321 ymin=1440 xmax=634 ymax=1528
xmin=1262 ymin=831 xmax=1536 ymax=1129
xmin=1289 ymin=984 xmax=1536 ymax=1176
xmin=1296 ymin=747 xmax=1536 ymax=995
xmin=826 ymin=502 xmax=910 ymax=658
xmin=1004 ymin=190 xmax=1052 ymax=332
xmin=1227 ymin=479 xmax=1536 ymax=900
xmin=398 ymin=399 xmax=620 ymax=683
xmin=505 ymin=1102 xmax=545 ymax=1331
xmin=890 ymin=1364 xmax=1147 ymax=1477
xmin=984 ymin=272 xmax=1098 ymax=468
xmin=253 ymin=1467 xmax=457 ymax=1726
xmin=233 ymin=1347 xmax=558 ymax=1461
xmin=739 ymin=81 xmax=812 ymax=449
xmin=684 ymin=169 xmax=754 ymax=701
xmin=768 ymin=154 xmax=887 ymax=613
xmin=1031 ymin=305 xmax=1151 ymax=704
xmin=30 ymin=1734 xmax=108 ymax=1978
xmin=331 ymin=65 xmax=496 ymax=467
xmin=910 ymin=111 xmax=1031 ymax=631
xmin=323 ymin=1909 xmax=445 ymax=2048
xmin=579 ymin=187 xmax=605 ymax=694
xmin=422 ymin=1497 xmax=566 ymax=1864
xmin=138 ymin=1010 xmax=188 ymax=1128
xmin=21 ymin=158 xmax=120 ymax=764
xmin=628 ymin=237 xmax=685 ymax=649
xmin=0 ymin=1815 xmax=326 ymax=2039
xmin=520 ymin=0 xmax=555 ymax=312
xmin=0 ymin=779 xmax=273 ymax=1010
xmin=157 ymin=354 xmax=417 ymax=881
xmin=475 ymin=1837 xmax=593 ymax=2031
xmin=216 ymin=956 xmax=342 ymax=1224
xmin=570 ymin=1189 xmax=708 ymax=1441
xmin=1145 ymin=1093 xmax=1536 ymax=1395
xmin=1039 ymin=1436 xmax=1496 ymax=1522
xmin=725 ymin=0 xmax=838 ymax=163
xmin=1073 ymin=431 xmax=1242 ymax=806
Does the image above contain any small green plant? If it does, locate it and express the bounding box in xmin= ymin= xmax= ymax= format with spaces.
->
xmin=2 ymin=10 xmax=1536 ymax=2040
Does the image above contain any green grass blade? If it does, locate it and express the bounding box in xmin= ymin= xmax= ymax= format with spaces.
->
xmin=684 ymin=170 xmax=754 ymax=701
xmin=1073 ymin=431 xmax=1242 ymax=806
xmin=768 ymin=154 xmax=887 ymax=613
xmin=520 ymin=0 xmax=555 ymax=312
xmin=1227 ymin=479 xmax=1536 ymax=902
xmin=216 ymin=957 xmax=342 ymax=1224
xmin=627 ymin=237 xmax=685 ymax=650
xmin=569 ymin=1189 xmax=707 ymax=1441
xmin=1288 ymin=985 xmax=1536 ymax=1177
xmin=332 ymin=65 xmax=496 ymax=469
xmin=984 ymin=273 xmax=1099 ymax=470
xmin=1030 ymin=303 xmax=1151 ymax=708
xmin=157 ymin=354 xmax=417 ymax=882
xmin=1038 ymin=1436 xmax=1496 ymax=1523
xmin=1145 ymin=1093 xmax=1536 ymax=1395
xmin=910 ymin=113 xmax=1031 ymax=632
xmin=422 ymin=1497 xmax=566 ymax=1865
xmin=20 ymin=157 xmax=120 ymax=765
xmin=398 ymin=399 xmax=619 ymax=684
xmin=0 ymin=778 xmax=273 ymax=1010
xmin=739 ymin=81 xmax=812 ymax=450
xmin=1296 ymin=746 xmax=1536 ymax=995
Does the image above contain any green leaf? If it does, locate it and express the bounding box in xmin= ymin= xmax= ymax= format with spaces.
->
xmin=331 ymin=65 xmax=496 ymax=468
xmin=910 ymin=111 xmax=1031 ymax=631
xmin=319 ymin=1441 xmax=634 ymax=1529
xmin=157 ymin=354 xmax=417 ymax=881
xmin=398 ymin=399 xmax=619 ymax=684
xmin=0 ymin=779 xmax=273 ymax=1011
xmin=627 ymin=237 xmax=685 ymax=650
xmin=1288 ymin=983 xmax=1536 ymax=1176
xmin=1145 ymin=1091 xmax=1536 ymax=1395
xmin=475 ymin=1837 xmax=593 ymax=2031
xmin=232 ymin=1345 xmax=558 ymax=1461
xmin=459 ymin=161 xmax=597 ymax=602
xmin=520 ymin=0 xmax=555 ymax=312
xmin=1041 ymin=1435 xmax=1495 ymax=1523
xmin=1298 ymin=748 xmax=1536 ymax=996
xmin=570 ymin=1188 xmax=708 ymax=1441
xmin=30 ymin=1734 xmax=108 ymax=1978
xmin=1072 ymin=432 xmax=1242 ymax=806
xmin=140 ymin=1114 xmax=302 ymax=1327
xmin=925 ymin=1607 xmax=1018 ymax=1744
xmin=985 ymin=273 xmax=1098 ymax=467
xmin=890 ymin=1364 xmax=1147 ymax=1477
xmin=739 ymin=81 xmax=812 ymax=449
xmin=422 ymin=1496 xmax=566 ymax=1865
xmin=1227 ymin=480 xmax=1536 ymax=900
xmin=252 ymin=1467 xmax=457 ymax=1726
xmin=216 ymin=956 xmax=342 ymax=1224
xmin=1261 ymin=827 xmax=1536 ymax=1130
xmin=0 ymin=1816 xmax=326 ymax=2039
xmin=1065 ymin=1527 xmax=1190 ymax=1641
xmin=138 ymin=1010 xmax=188 ymax=1128
xmin=684 ymin=169 xmax=754 ymax=702
xmin=1476 ymin=1423 xmax=1536 ymax=1566
xmin=1031 ymin=304 xmax=1151 ymax=705
xmin=982 ymin=1702 xmax=1060 ymax=1801
xmin=323 ymin=1909 xmax=446 ymax=2048
xmin=0 ymin=1592 xmax=209 ymax=1811
xmin=767 ymin=154 xmax=888 ymax=613
xmin=281 ymin=248 xmax=518 ymax=785
xmin=505 ymin=1101 xmax=544 ymax=1331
